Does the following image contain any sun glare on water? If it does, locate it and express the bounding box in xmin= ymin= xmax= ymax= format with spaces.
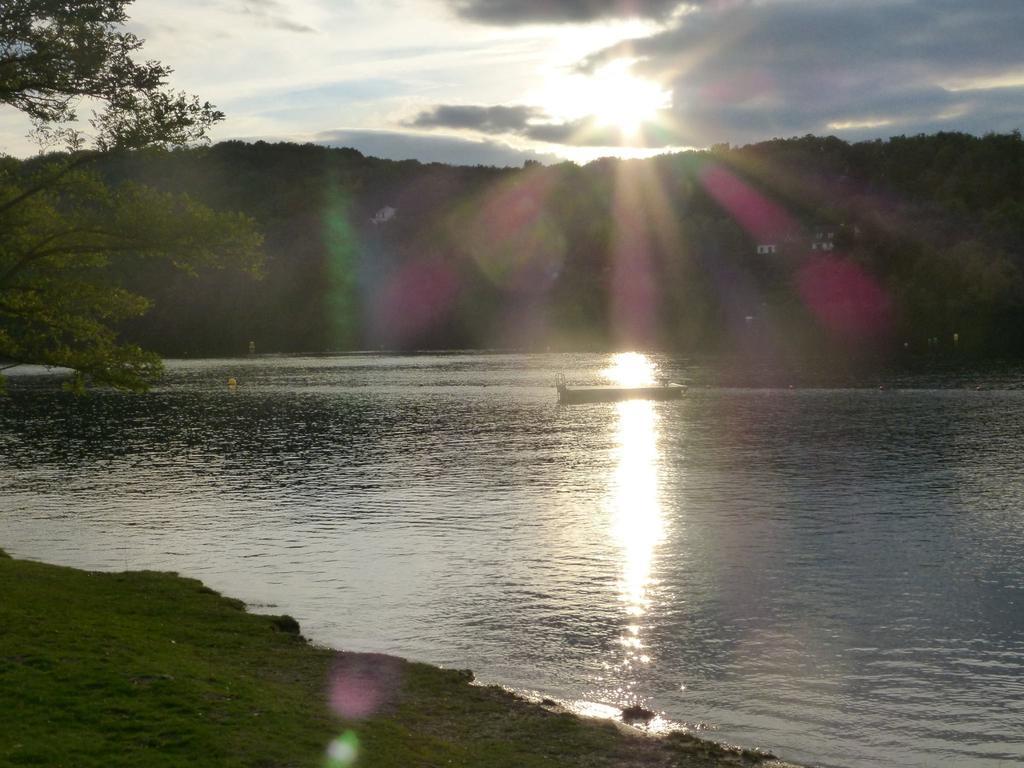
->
xmin=602 ymin=351 xmax=657 ymax=387
xmin=599 ymin=352 xmax=668 ymax=713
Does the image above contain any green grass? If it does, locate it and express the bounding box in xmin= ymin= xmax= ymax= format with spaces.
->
xmin=0 ymin=550 xmax=782 ymax=767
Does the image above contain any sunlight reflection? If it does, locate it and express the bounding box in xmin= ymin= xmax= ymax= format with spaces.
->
xmin=602 ymin=351 xmax=657 ymax=388
xmin=611 ymin=399 xmax=663 ymax=618
xmin=604 ymin=354 xmax=667 ymax=709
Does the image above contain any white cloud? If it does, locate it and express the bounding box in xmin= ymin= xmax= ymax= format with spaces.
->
xmin=0 ymin=109 xmax=34 ymax=157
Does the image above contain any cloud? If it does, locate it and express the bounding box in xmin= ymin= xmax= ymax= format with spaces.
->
xmin=240 ymin=0 xmax=316 ymax=33
xmin=408 ymin=103 xmax=687 ymax=147
xmin=577 ymin=0 xmax=1024 ymax=145
xmin=413 ymin=1 xmax=1023 ymax=151
xmin=409 ymin=105 xmax=542 ymax=134
xmin=448 ymin=0 xmax=687 ymax=25
xmin=314 ymin=129 xmax=560 ymax=167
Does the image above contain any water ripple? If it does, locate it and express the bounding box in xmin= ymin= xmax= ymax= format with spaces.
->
xmin=2 ymin=353 xmax=1023 ymax=768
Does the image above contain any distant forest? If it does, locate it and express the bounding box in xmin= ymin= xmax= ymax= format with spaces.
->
xmin=26 ymin=131 xmax=1024 ymax=359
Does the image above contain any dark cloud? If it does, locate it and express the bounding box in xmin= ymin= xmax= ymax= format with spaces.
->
xmin=449 ymin=0 xmax=687 ymax=25
xmin=580 ymin=0 xmax=1024 ymax=145
xmin=409 ymin=105 xmax=542 ymax=134
xmin=410 ymin=103 xmax=687 ymax=147
xmin=314 ymin=129 xmax=559 ymax=167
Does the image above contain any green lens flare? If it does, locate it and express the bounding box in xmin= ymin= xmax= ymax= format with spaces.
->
xmin=325 ymin=729 xmax=360 ymax=767
xmin=323 ymin=174 xmax=360 ymax=349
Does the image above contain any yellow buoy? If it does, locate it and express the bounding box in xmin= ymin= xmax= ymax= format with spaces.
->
xmin=227 ymin=377 xmax=237 ymax=388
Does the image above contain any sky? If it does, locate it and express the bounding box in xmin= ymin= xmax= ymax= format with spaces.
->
xmin=2 ymin=0 xmax=1023 ymax=166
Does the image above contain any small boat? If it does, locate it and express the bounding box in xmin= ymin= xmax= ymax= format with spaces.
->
xmin=555 ymin=374 xmax=686 ymax=404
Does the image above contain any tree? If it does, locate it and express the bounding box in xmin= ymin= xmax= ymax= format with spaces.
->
xmin=0 ymin=0 xmax=262 ymax=391
xmin=1 ymin=0 xmax=222 ymax=151
xmin=0 ymin=159 xmax=262 ymax=390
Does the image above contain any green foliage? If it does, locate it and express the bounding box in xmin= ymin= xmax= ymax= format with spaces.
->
xmin=0 ymin=158 xmax=262 ymax=390
xmin=0 ymin=0 xmax=222 ymax=151
xmin=0 ymin=0 xmax=262 ymax=391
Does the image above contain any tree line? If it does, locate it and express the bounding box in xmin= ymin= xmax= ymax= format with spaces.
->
xmin=84 ymin=131 xmax=1024 ymax=360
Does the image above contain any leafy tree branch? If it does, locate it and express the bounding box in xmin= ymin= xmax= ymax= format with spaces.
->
xmin=0 ymin=0 xmax=262 ymax=391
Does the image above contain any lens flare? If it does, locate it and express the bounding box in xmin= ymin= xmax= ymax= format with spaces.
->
xmin=456 ymin=167 xmax=566 ymax=295
xmin=698 ymin=162 xmax=796 ymax=242
xmin=329 ymin=654 xmax=402 ymax=720
xmin=323 ymin=174 xmax=361 ymax=349
xmin=325 ymin=730 xmax=360 ymax=768
xmin=371 ymin=259 xmax=460 ymax=348
xmin=610 ymin=164 xmax=659 ymax=345
xmin=796 ymin=256 xmax=892 ymax=340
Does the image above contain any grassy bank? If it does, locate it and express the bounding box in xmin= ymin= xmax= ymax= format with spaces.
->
xmin=0 ymin=550 xmax=786 ymax=768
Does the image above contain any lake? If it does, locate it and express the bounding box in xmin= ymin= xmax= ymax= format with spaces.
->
xmin=2 ymin=352 xmax=1022 ymax=767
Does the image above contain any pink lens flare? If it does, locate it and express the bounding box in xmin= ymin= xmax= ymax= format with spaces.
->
xmin=328 ymin=653 xmax=403 ymax=720
xmin=371 ymin=259 xmax=460 ymax=346
xmin=797 ymin=256 xmax=892 ymax=340
xmin=699 ymin=163 xmax=797 ymax=242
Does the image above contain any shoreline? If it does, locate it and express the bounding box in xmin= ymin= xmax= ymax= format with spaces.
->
xmin=0 ymin=549 xmax=802 ymax=767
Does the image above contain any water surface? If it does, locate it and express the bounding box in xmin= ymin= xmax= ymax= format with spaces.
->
xmin=2 ymin=353 xmax=1022 ymax=767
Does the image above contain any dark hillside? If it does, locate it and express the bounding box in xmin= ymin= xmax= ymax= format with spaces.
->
xmin=75 ymin=132 xmax=1024 ymax=358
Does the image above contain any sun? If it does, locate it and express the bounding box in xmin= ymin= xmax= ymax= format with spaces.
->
xmin=588 ymin=60 xmax=671 ymax=136
xmin=534 ymin=59 xmax=671 ymax=141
